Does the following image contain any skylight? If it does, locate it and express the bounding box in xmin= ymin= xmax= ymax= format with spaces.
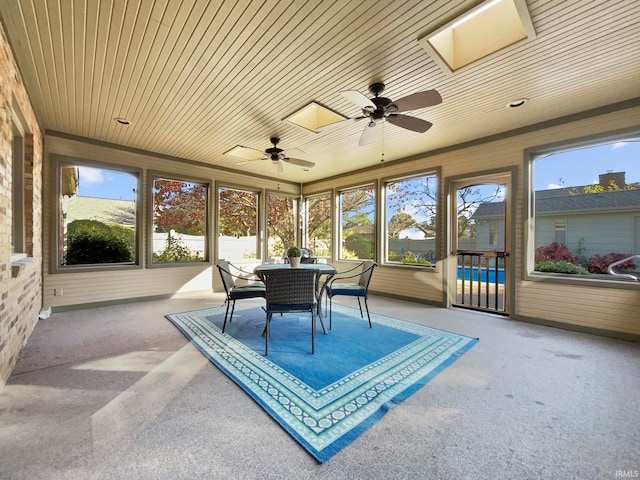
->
xmin=284 ymin=101 xmax=345 ymax=133
xmin=418 ymin=0 xmax=535 ymax=74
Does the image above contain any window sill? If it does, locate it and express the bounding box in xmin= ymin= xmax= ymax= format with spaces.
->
xmin=11 ymin=255 xmax=35 ymax=278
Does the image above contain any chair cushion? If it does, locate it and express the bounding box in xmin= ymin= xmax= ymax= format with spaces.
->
xmin=328 ymin=283 xmax=366 ymax=297
xmin=230 ymin=284 xmax=266 ymax=300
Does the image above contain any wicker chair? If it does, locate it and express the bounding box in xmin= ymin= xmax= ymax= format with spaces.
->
xmin=261 ymin=268 xmax=318 ymax=355
xmin=325 ymin=260 xmax=377 ymax=329
xmin=217 ymin=260 xmax=265 ymax=334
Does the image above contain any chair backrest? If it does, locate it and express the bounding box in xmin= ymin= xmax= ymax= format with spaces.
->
xmin=263 ymin=268 xmax=317 ymax=307
xmin=217 ymin=260 xmax=235 ymax=294
xmin=359 ymin=260 xmax=377 ymax=289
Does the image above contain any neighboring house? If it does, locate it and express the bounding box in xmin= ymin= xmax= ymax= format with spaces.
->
xmin=473 ymin=184 xmax=640 ymax=258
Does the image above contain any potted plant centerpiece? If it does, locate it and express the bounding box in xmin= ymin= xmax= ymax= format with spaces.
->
xmin=286 ymin=245 xmax=302 ymax=267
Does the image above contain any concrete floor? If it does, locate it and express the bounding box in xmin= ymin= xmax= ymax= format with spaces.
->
xmin=0 ymin=293 xmax=638 ymax=480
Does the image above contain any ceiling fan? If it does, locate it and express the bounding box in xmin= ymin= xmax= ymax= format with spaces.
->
xmin=319 ymin=82 xmax=442 ymax=146
xmin=227 ymin=137 xmax=315 ymax=174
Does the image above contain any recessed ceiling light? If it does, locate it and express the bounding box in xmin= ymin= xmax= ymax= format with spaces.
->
xmin=508 ymin=98 xmax=528 ymax=108
xmin=114 ymin=117 xmax=131 ymax=125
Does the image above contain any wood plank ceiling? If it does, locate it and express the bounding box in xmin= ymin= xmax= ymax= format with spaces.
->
xmin=1 ymin=0 xmax=639 ymax=183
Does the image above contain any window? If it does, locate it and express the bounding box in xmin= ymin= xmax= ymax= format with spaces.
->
xmin=152 ymin=175 xmax=208 ymax=264
xmin=11 ymin=117 xmax=25 ymax=256
xmin=55 ymin=156 xmax=139 ymax=269
xmin=339 ymin=185 xmax=375 ymax=260
xmin=554 ymin=219 xmax=567 ymax=245
xmin=384 ymin=174 xmax=437 ymax=266
xmin=305 ymin=193 xmax=332 ymax=260
xmin=267 ymin=193 xmax=296 ymax=259
xmin=218 ymin=186 xmax=259 ymax=263
xmin=489 ymin=222 xmax=499 ymax=247
xmin=531 ymin=137 xmax=640 ymax=280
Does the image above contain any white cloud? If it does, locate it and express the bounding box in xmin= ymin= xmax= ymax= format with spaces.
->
xmin=547 ymin=183 xmax=563 ymax=189
xmin=78 ymin=167 xmax=104 ymax=185
xmin=612 ymin=141 xmax=627 ymax=150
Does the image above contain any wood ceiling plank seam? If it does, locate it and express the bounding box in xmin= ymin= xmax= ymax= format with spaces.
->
xmin=80 ymin=0 xmax=99 ymax=138
xmin=93 ymin=0 xmax=131 ymax=141
xmin=165 ymin=0 xmax=338 ymax=154
xmin=2 ymin=1 xmax=54 ymax=124
xmin=86 ymin=0 xmax=116 ymax=139
xmin=37 ymin=0 xmax=66 ymax=128
xmin=166 ymin=0 xmax=380 ymax=131
xmin=56 ymin=3 xmax=76 ymax=132
xmin=530 ymin=0 xmax=614 ymax=32
xmin=101 ymin=2 xmax=144 ymax=142
xmin=145 ymin=0 xmax=312 ymax=154
xmin=128 ymin=0 xmax=253 ymax=146
xmin=67 ymin=1 xmax=85 ymax=133
xmin=17 ymin=0 xmax=59 ymax=126
xmin=115 ymin=0 xmax=184 ymax=123
xmin=158 ymin=0 xmax=322 ymax=148
xmin=106 ymin=2 xmax=159 ymax=143
xmin=117 ymin=0 xmax=185 ymax=146
xmin=122 ymin=0 xmax=226 ymax=140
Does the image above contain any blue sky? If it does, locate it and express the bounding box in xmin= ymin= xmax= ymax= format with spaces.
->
xmin=77 ymin=166 xmax=137 ymax=200
xmin=535 ymin=140 xmax=639 ymax=190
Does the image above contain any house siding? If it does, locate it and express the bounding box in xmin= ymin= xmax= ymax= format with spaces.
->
xmin=0 ymin=23 xmax=43 ymax=391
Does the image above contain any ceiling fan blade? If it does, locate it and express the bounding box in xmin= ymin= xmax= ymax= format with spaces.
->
xmin=387 ymin=114 xmax=433 ymax=133
xmin=359 ymin=122 xmax=378 ymax=146
xmin=340 ymin=90 xmax=376 ymax=109
xmin=284 ymin=157 xmax=315 ymax=168
xmin=315 ymin=116 xmax=366 ymax=132
xmin=390 ymin=90 xmax=442 ymax=112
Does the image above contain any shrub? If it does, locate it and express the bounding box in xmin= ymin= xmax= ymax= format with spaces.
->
xmin=535 ymin=242 xmax=577 ymax=264
xmin=344 ymin=234 xmax=374 ymax=259
xmin=535 ymin=260 xmax=587 ymax=275
xmin=153 ymin=232 xmax=203 ymax=262
xmin=587 ymin=253 xmax=636 ymax=274
xmin=66 ymin=232 xmax=133 ymax=264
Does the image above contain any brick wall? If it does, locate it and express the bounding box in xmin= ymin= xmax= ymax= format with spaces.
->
xmin=0 ymin=22 xmax=43 ymax=392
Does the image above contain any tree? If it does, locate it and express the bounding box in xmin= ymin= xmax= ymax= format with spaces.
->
xmin=153 ymin=179 xmax=206 ymax=235
xmin=267 ymin=195 xmax=295 ymax=254
xmin=307 ymin=195 xmax=331 ymax=242
xmin=218 ymin=188 xmax=258 ymax=237
xmin=388 ymin=213 xmax=416 ymax=238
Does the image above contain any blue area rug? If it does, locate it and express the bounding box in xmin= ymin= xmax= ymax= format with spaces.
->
xmin=166 ymin=302 xmax=478 ymax=463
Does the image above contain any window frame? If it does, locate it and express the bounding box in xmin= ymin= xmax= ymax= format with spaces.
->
xmin=382 ymin=169 xmax=439 ymax=269
xmin=337 ymin=181 xmax=377 ymax=262
xmin=215 ymin=182 xmax=262 ymax=264
xmin=524 ymin=129 xmax=640 ymax=289
xmin=11 ymin=110 xmax=26 ymax=258
xmin=148 ymin=171 xmax=211 ymax=268
xmin=51 ymin=154 xmax=142 ymax=273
